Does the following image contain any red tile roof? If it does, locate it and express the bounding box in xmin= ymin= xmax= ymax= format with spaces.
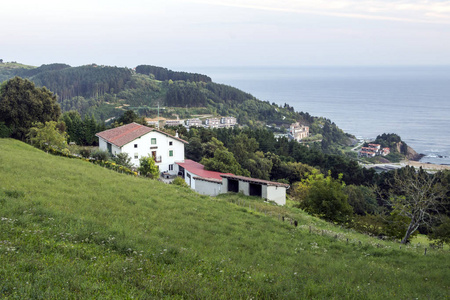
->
xmin=96 ymin=122 xmax=187 ymax=147
xmin=220 ymin=174 xmax=290 ymax=188
xmin=176 ymin=159 xmax=233 ymax=180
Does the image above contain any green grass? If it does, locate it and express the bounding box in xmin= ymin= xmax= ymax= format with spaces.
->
xmin=0 ymin=138 xmax=449 ymax=299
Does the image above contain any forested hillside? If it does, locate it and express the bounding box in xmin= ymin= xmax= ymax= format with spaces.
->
xmin=0 ymin=61 xmax=352 ymax=151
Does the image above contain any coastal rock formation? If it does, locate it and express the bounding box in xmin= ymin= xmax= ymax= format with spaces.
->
xmin=406 ymin=145 xmax=424 ymax=161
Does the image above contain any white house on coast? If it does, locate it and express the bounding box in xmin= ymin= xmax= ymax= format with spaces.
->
xmin=96 ymin=122 xmax=187 ymax=173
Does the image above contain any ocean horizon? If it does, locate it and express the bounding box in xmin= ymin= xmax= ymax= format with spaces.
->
xmin=188 ymin=66 xmax=450 ymax=165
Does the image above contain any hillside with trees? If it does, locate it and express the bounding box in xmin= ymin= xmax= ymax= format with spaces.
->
xmin=0 ymin=62 xmax=352 ymax=151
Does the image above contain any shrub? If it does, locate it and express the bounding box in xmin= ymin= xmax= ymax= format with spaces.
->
xmin=91 ymin=149 xmax=110 ymax=161
xmin=171 ymin=176 xmax=188 ymax=187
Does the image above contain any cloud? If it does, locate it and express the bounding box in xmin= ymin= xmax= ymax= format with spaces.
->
xmin=192 ymin=0 xmax=450 ymax=24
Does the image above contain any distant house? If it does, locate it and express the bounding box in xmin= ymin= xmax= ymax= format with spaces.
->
xmin=205 ymin=118 xmax=220 ymax=128
xmin=219 ymin=116 xmax=237 ymax=128
xmin=186 ymin=118 xmax=202 ymax=127
xmin=146 ymin=120 xmax=159 ymax=127
xmin=358 ymin=143 xmax=390 ymax=158
xmin=165 ymin=120 xmax=183 ymax=127
xmin=96 ymin=122 xmax=187 ymax=173
xmin=289 ymin=122 xmax=309 ymax=142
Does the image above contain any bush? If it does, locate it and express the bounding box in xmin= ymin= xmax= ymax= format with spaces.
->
xmin=137 ymin=155 xmax=159 ymax=179
xmin=79 ymin=148 xmax=91 ymax=158
xmin=91 ymin=149 xmax=110 ymax=161
xmin=171 ymin=176 xmax=188 ymax=187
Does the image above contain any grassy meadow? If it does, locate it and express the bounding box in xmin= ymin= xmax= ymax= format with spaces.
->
xmin=0 ymin=138 xmax=449 ymax=299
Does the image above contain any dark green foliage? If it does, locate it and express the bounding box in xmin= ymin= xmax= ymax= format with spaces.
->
xmin=62 ymin=111 xmax=104 ymax=146
xmin=135 ymin=65 xmax=211 ymax=82
xmin=0 ymin=77 xmax=61 ymax=140
xmin=116 ymin=110 xmax=142 ymax=125
xmin=429 ymin=217 xmax=450 ymax=246
xmin=344 ymin=185 xmax=380 ymax=216
xmin=31 ymin=65 xmax=133 ymax=101
xmin=165 ymin=81 xmax=208 ymax=107
xmin=185 ymin=137 xmax=203 ymax=161
xmin=0 ymin=122 xmax=12 ymax=138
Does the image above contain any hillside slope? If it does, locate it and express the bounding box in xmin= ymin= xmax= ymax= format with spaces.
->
xmin=0 ymin=139 xmax=448 ymax=299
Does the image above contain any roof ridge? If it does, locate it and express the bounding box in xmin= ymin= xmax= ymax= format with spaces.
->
xmin=109 ymin=123 xmax=149 ymax=143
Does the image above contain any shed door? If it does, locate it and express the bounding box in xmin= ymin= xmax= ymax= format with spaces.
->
xmin=249 ymin=183 xmax=262 ymax=197
xmin=228 ymin=179 xmax=239 ymax=193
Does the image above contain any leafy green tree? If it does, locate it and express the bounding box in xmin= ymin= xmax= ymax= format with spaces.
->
xmin=27 ymin=121 xmax=68 ymax=152
xmin=201 ymin=149 xmax=248 ymax=176
xmin=0 ymin=77 xmax=60 ymax=139
xmin=292 ymin=170 xmax=352 ymax=223
xmin=138 ymin=155 xmax=160 ymax=179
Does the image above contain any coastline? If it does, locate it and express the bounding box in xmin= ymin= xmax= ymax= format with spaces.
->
xmin=403 ymin=160 xmax=450 ymax=171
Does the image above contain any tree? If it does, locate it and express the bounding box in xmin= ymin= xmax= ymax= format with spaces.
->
xmin=292 ymin=170 xmax=352 ymax=223
xmin=386 ymin=167 xmax=448 ymax=244
xmin=186 ymin=136 xmax=203 ymax=161
xmin=27 ymin=121 xmax=68 ymax=152
xmin=201 ymin=148 xmax=248 ymax=176
xmin=0 ymin=77 xmax=60 ymax=140
xmin=138 ymin=155 xmax=160 ymax=179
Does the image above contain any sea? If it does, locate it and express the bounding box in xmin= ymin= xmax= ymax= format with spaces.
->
xmin=188 ymin=66 xmax=450 ymax=165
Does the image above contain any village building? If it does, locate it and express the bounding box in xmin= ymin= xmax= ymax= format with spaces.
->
xmin=358 ymin=143 xmax=390 ymax=158
xmin=96 ymin=122 xmax=187 ymax=173
xmin=146 ymin=120 xmax=159 ymax=127
xmin=289 ymin=122 xmax=309 ymax=142
xmin=165 ymin=119 xmax=183 ymax=127
xmin=205 ymin=117 xmax=220 ymax=128
xmin=185 ymin=118 xmax=203 ymax=127
xmin=219 ymin=116 xmax=237 ymax=128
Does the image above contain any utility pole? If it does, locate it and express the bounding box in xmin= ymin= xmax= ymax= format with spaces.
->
xmin=157 ymin=102 xmax=160 ymax=130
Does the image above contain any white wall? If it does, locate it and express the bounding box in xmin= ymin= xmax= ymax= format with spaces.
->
xmin=266 ymin=185 xmax=287 ymax=206
xmin=195 ymin=180 xmax=222 ymax=196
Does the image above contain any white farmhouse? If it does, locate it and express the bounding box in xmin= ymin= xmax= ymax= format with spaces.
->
xmin=96 ymin=122 xmax=187 ymax=173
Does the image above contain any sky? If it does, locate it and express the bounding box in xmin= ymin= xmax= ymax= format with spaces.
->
xmin=2 ymin=0 xmax=450 ymax=69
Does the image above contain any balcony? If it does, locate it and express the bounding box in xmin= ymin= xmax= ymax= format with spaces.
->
xmin=154 ymin=155 xmax=162 ymax=163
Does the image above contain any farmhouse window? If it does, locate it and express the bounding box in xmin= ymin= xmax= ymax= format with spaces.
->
xmin=169 ymin=141 xmax=173 ymax=146
xmin=151 ymin=138 xmax=157 ymax=145
xmin=134 ymin=153 xmax=138 ymax=159
xmin=169 ymin=150 xmax=173 ymax=157
xmin=134 ymin=144 xmax=138 ymax=148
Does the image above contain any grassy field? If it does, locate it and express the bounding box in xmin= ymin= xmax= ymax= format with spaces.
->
xmin=0 ymin=138 xmax=449 ymax=299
